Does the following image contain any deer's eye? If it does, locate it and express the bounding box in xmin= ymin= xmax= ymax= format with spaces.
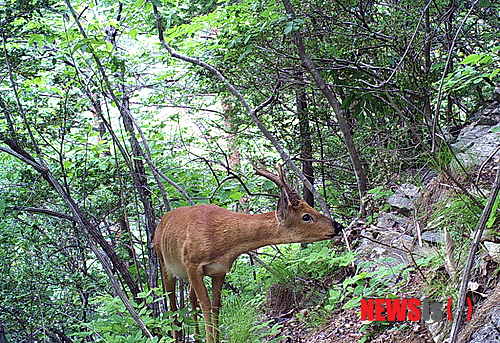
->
xmin=302 ymin=214 xmax=312 ymax=222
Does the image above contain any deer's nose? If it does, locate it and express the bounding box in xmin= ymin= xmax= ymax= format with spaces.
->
xmin=333 ymin=221 xmax=344 ymax=235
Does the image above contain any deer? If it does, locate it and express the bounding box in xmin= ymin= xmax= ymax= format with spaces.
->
xmin=153 ymin=163 xmax=344 ymax=343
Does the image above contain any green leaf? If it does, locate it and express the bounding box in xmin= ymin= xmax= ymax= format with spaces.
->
xmin=460 ymin=54 xmax=482 ymax=65
xmin=486 ymin=193 xmax=500 ymax=228
xmin=135 ymin=0 xmax=145 ymax=8
xmin=28 ymin=34 xmax=44 ymax=46
xmin=0 ymin=199 xmax=5 ymax=218
xmin=479 ymin=54 xmax=493 ymax=65
xmin=229 ymin=192 xmax=243 ymax=201
xmin=31 ymin=77 xmax=44 ymax=86
xmin=490 ymin=69 xmax=500 ymax=79
xmin=342 ymin=296 xmax=362 ymax=309
xmin=238 ymin=44 xmax=254 ymax=62
xmin=284 ymin=21 xmax=294 ymax=34
xmin=129 ymin=27 xmax=139 ymax=40
xmin=367 ymin=186 xmax=383 ymax=194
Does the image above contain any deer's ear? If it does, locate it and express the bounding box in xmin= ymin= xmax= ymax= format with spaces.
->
xmin=276 ymin=187 xmax=292 ymax=223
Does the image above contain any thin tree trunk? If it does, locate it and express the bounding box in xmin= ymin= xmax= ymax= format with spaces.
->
xmin=449 ymin=165 xmax=500 ymax=342
xmin=121 ymin=93 xmax=160 ymax=317
xmin=282 ymin=0 xmax=368 ymax=217
xmin=423 ymin=4 xmax=432 ymax=131
xmin=296 ymin=73 xmax=314 ymax=249
xmin=296 ymin=72 xmax=314 ymax=208
xmin=0 ymin=319 xmax=8 ymax=343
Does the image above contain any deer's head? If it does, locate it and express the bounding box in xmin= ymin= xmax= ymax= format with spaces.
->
xmin=253 ymin=161 xmax=344 ymax=243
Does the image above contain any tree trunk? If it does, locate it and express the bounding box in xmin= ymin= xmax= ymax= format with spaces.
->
xmin=282 ymin=0 xmax=368 ymax=217
xmin=296 ymin=73 xmax=314 ymax=249
xmin=121 ymin=93 xmax=160 ymax=317
xmin=296 ymin=73 xmax=314 ymax=208
xmin=0 ymin=319 xmax=8 ymax=343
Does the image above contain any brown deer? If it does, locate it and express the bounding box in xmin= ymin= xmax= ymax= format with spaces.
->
xmin=153 ymin=163 xmax=344 ymax=343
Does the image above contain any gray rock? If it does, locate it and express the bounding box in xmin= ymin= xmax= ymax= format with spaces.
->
xmin=421 ymin=230 xmax=444 ymax=244
xmin=420 ymin=168 xmax=438 ymax=185
xmin=453 ymin=125 xmax=494 ymax=150
xmin=482 ymin=103 xmax=500 ymax=119
xmin=468 ymin=309 xmax=500 ymax=343
xmin=427 ymin=320 xmax=449 ymax=343
xmin=404 ymin=167 xmax=438 ymax=185
xmin=469 ymin=324 xmax=500 ymax=342
xmin=452 ymin=122 xmax=500 ymax=166
xmin=354 ymin=226 xmax=431 ymax=285
xmin=476 ymin=117 xmax=499 ymax=126
xmin=388 ymin=183 xmax=420 ymax=215
xmin=376 ymin=212 xmax=411 ymax=230
xmin=493 ymin=86 xmax=500 ymax=102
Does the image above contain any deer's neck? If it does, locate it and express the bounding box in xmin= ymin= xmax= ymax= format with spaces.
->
xmin=230 ymin=211 xmax=289 ymax=256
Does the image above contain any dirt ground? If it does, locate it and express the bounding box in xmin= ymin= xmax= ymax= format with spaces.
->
xmin=270 ymin=306 xmax=433 ymax=343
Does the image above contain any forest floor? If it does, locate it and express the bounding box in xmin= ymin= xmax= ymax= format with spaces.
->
xmin=273 ymin=306 xmax=433 ymax=343
xmin=267 ymin=261 xmax=436 ymax=342
xmin=304 ymin=308 xmax=433 ymax=343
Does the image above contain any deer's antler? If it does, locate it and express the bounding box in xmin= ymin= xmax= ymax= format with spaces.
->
xmin=250 ymin=159 xmax=301 ymax=206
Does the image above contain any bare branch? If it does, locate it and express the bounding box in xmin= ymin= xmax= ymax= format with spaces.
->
xmin=8 ymin=206 xmax=75 ymax=221
xmin=152 ymin=3 xmax=336 ymax=218
xmin=449 ymin=164 xmax=500 ymax=342
xmin=281 ymin=0 xmax=368 ymax=217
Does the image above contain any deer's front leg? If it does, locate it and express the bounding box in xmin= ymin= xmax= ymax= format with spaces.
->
xmin=187 ymin=265 xmax=214 ymax=343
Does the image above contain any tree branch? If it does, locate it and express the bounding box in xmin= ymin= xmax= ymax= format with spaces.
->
xmin=281 ymin=0 xmax=368 ymax=217
xmin=449 ymin=164 xmax=500 ymax=342
xmin=151 ymin=2 xmax=337 ymax=220
xmin=8 ymin=206 xmax=75 ymax=221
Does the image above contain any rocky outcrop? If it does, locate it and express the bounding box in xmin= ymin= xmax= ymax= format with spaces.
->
xmin=452 ymin=120 xmax=500 ymax=167
xmin=388 ymin=183 xmax=420 ymax=216
xmin=452 ymin=86 xmax=500 ymax=167
xmin=354 ymin=95 xmax=500 ymax=343
xmin=458 ymin=282 xmax=500 ymax=343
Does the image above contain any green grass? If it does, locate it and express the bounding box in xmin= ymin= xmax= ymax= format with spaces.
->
xmin=219 ymin=295 xmax=282 ymax=343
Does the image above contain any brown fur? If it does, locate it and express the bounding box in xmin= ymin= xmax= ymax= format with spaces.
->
xmin=154 ymin=196 xmax=342 ymax=343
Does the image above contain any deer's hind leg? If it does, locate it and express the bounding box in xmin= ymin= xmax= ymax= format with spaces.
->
xmin=211 ymin=275 xmax=225 ymax=343
xmin=158 ymin=254 xmax=179 ymax=342
xmin=187 ymin=265 xmax=215 ymax=343
xmin=188 ymin=282 xmax=201 ymax=341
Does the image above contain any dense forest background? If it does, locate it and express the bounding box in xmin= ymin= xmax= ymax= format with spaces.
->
xmin=1 ymin=0 xmax=500 ymax=342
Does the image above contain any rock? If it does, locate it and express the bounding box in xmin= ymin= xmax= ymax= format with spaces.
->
xmin=484 ymin=242 xmax=500 ymax=263
xmin=452 ymin=121 xmax=500 ymax=167
xmin=483 ymin=106 xmax=500 ymax=118
xmin=404 ymin=167 xmax=438 ymax=185
xmin=476 ymin=116 xmax=499 ymax=126
xmin=376 ymin=212 xmax=411 ymax=231
xmin=354 ymin=226 xmax=431 ymax=284
xmin=388 ymin=183 xmax=420 ymax=215
xmin=458 ymin=280 xmax=500 ymax=343
xmin=493 ymin=85 xmax=500 ymax=102
xmin=469 ymin=310 xmax=500 ymax=343
xmin=452 ymin=124 xmax=494 ymax=150
xmin=420 ymin=168 xmax=438 ymax=185
xmin=421 ymin=230 xmax=443 ymax=244
xmin=427 ymin=320 xmax=450 ymax=343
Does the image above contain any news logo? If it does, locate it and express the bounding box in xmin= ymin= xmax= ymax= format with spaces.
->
xmin=360 ymin=298 xmax=472 ymax=322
